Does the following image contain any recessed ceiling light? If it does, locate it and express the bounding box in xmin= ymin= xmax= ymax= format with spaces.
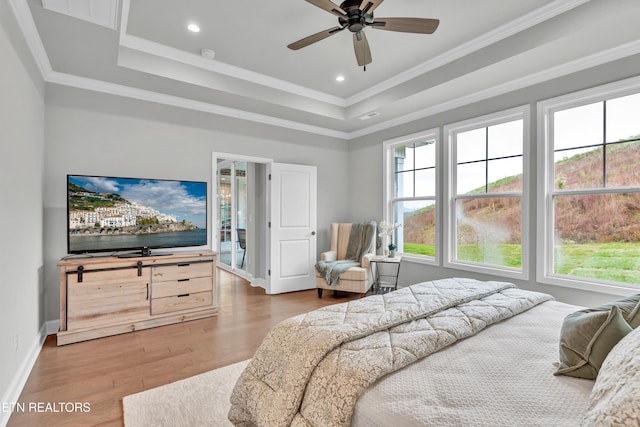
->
xmin=187 ymin=23 xmax=200 ymax=33
xmin=336 ymin=75 xmax=345 ymax=82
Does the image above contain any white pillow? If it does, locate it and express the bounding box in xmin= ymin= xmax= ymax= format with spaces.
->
xmin=582 ymin=326 xmax=640 ymax=426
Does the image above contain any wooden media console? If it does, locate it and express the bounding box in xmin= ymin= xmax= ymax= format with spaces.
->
xmin=57 ymin=251 xmax=217 ymax=345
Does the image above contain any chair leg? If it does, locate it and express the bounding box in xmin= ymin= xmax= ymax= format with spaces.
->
xmin=241 ymin=250 xmax=246 ymax=268
xmin=317 ymin=288 xmax=323 ymax=298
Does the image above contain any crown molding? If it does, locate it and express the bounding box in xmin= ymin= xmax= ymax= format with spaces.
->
xmin=118 ymin=33 xmax=348 ymax=109
xmin=118 ymin=1 xmax=345 ymax=108
xmin=118 ymin=0 xmax=592 ymax=109
xmin=8 ymin=0 xmax=53 ymax=78
xmin=345 ymin=0 xmax=592 ymax=106
xmin=9 ymin=0 xmax=348 ymax=139
xmin=9 ymin=0 xmax=637 ymax=142
xmin=47 ymin=71 xmax=350 ymax=139
xmin=348 ymin=38 xmax=640 ymax=139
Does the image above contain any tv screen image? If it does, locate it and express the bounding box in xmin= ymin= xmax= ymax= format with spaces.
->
xmin=67 ymin=175 xmax=208 ymax=255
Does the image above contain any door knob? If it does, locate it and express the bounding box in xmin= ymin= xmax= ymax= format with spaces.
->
xmin=311 ymin=231 xmax=316 ymax=235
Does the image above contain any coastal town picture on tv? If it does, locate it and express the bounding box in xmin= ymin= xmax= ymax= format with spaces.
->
xmin=67 ymin=175 xmax=207 ymax=255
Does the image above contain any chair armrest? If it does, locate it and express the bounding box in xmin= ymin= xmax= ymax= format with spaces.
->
xmin=361 ymin=253 xmax=374 ymax=269
xmin=321 ymin=251 xmax=337 ymax=262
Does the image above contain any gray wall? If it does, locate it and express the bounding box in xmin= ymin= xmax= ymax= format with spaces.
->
xmin=43 ymin=85 xmax=351 ymax=322
xmin=347 ymin=54 xmax=640 ymax=307
xmin=0 ymin=0 xmax=46 ymax=409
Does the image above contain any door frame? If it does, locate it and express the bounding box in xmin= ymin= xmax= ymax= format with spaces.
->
xmin=217 ymin=159 xmax=243 ymax=273
xmin=268 ymin=162 xmax=318 ymax=294
xmin=212 ymin=153 xmax=273 ymax=288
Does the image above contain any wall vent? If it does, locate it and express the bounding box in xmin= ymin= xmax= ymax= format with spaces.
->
xmin=358 ymin=111 xmax=381 ymax=121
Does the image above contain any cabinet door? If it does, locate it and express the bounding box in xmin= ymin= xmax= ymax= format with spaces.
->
xmin=66 ymin=268 xmax=150 ymax=331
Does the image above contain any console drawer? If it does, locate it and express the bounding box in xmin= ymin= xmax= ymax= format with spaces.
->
xmin=152 ymin=276 xmax=212 ymax=298
xmin=151 ymin=291 xmax=213 ymax=315
xmin=152 ymin=261 xmax=213 ymax=282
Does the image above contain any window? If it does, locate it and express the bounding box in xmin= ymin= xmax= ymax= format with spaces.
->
xmin=383 ymin=129 xmax=439 ymax=264
xmin=444 ymin=106 xmax=530 ymax=278
xmin=539 ymin=77 xmax=640 ymax=293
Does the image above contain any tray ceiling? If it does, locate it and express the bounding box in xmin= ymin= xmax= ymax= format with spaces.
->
xmin=11 ymin=0 xmax=640 ymax=139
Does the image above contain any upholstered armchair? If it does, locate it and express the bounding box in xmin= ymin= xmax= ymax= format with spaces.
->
xmin=316 ymin=222 xmax=377 ymax=298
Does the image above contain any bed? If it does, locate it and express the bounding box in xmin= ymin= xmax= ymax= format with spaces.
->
xmin=228 ymin=278 xmax=640 ymax=426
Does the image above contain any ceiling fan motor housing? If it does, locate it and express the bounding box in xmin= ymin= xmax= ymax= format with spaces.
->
xmin=287 ymin=0 xmax=439 ymax=67
xmin=339 ymin=0 xmax=369 ymax=32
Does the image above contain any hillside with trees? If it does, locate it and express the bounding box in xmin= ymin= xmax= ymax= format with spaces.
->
xmin=404 ymin=140 xmax=640 ymax=246
xmin=68 ymin=182 xmax=127 ymax=211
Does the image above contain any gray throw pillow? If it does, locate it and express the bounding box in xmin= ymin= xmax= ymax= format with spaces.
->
xmin=555 ymin=305 xmax=632 ymax=379
xmin=628 ymin=300 xmax=640 ymax=328
xmin=590 ymin=293 xmax=640 ymax=328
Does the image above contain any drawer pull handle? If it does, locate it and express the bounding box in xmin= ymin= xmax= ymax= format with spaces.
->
xmin=177 ymin=263 xmax=190 ymax=267
xmin=137 ymin=261 xmax=143 ymax=276
xmin=178 ymin=278 xmax=190 ymax=282
xmin=146 ymin=283 xmax=149 ymax=301
xmin=77 ymin=265 xmax=84 ymax=283
xmin=177 ymin=293 xmax=190 ymax=298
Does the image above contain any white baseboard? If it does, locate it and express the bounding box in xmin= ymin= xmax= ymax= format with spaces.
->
xmin=216 ymin=263 xmax=269 ymax=291
xmin=0 ymin=321 xmax=55 ymax=427
xmin=251 ymin=277 xmax=268 ymax=290
xmin=46 ymin=320 xmax=60 ymax=337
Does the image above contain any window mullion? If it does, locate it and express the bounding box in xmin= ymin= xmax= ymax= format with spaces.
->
xmin=392 ymin=197 xmax=436 ymax=204
xmin=455 ymin=192 xmax=521 ymax=200
xmin=485 ymin=127 xmax=489 ymax=193
xmin=603 ymin=100 xmax=607 ymax=188
xmin=412 ymin=143 xmax=417 ymax=197
xmin=551 ymin=186 xmax=640 ymax=197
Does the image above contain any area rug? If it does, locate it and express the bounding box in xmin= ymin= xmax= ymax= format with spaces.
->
xmin=123 ymin=359 xmax=249 ymax=427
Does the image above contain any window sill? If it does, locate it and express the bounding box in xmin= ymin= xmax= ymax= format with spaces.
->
xmin=398 ymin=253 xmax=439 ymax=267
xmin=444 ymin=260 xmax=528 ymax=281
xmin=537 ymin=273 xmax=638 ymax=297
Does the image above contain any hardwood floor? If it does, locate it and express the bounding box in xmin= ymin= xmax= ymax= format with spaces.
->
xmin=8 ymin=270 xmax=360 ymax=426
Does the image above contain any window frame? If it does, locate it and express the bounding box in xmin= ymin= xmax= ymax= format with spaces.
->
xmin=383 ymin=128 xmax=440 ymax=266
xmin=444 ymin=105 xmax=531 ymax=280
xmin=537 ymin=75 xmax=640 ymax=296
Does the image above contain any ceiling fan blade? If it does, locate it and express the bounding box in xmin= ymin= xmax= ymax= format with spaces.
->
xmin=287 ymin=26 xmax=345 ymax=50
xmin=353 ymin=31 xmax=372 ymax=67
xmin=360 ymin=0 xmax=384 ymax=15
xmin=369 ymin=17 xmax=440 ymax=34
xmin=304 ymin=0 xmax=347 ymax=17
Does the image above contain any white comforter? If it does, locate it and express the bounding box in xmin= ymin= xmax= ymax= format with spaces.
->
xmin=353 ymin=300 xmax=594 ymax=427
xmin=229 ymin=278 xmax=553 ymax=427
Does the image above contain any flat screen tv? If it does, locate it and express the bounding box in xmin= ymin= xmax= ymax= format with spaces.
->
xmin=67 ymin=175 xmax=208 ymax=256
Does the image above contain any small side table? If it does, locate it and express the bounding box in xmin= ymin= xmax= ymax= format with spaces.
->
xmin=370 ymin=256 xmax=402 ymax=294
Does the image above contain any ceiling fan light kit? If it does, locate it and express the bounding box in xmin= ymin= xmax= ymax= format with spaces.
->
xmin=288 ymin=0 xmax=440 ymax=68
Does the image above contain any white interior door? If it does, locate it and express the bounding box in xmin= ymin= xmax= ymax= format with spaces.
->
xmin=268 ymin=163 xmax=317 ymax=294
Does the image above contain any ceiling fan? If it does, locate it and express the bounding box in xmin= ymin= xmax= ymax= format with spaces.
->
xmin=287 ymin=0 xmax=440 ymax=68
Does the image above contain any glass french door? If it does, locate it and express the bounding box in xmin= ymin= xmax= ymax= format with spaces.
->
xmin=217 ymin=161 xmax=247 ymax=271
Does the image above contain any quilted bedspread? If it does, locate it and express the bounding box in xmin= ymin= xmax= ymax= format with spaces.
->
xmin=228 ymin=278 xmax=553 ymax=427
